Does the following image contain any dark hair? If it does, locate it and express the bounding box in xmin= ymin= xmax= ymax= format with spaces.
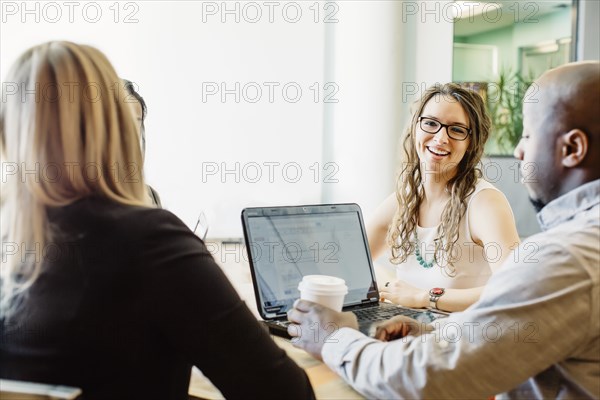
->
xmin=123 ymin=79 xmax=147 ymax=154
xmin=123 ymin=79 xmax=146 ymax=121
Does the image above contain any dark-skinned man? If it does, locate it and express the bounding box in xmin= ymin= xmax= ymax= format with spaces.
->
xmin=287 ymin=61 xmax=600 ymax=399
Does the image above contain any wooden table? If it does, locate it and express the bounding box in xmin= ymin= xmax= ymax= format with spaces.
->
xmin=188 ymin=241 xmax=364 ymax=399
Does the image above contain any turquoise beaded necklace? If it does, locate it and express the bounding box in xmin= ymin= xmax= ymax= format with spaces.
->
xmin=414 ymin=230 xmax=435 ymax=268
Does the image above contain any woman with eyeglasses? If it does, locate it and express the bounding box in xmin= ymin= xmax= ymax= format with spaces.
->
xmin=368 ymin=83 xmax=520 ymax=312
xmin=0 ymin=41 xmax=314 ymax=400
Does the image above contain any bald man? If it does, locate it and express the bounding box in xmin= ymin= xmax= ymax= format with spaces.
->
xmin=287 ymin=61 xmax=600 ymax=399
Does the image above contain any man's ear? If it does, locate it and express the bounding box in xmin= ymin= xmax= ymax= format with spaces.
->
xmin=561 ymin=129 xmax=588 ymax=168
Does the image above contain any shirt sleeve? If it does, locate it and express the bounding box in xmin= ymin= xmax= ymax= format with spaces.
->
xmin=322 ymin=239 xmax=594 ymax=399
xmin=139 ymin=209 xmax=315 ymax=400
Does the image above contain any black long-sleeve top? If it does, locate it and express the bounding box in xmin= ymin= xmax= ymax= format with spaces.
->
xmin=0 ymin=197 xmax=315 ymax=400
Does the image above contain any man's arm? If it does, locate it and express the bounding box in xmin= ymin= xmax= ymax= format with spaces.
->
xmin=303 ymin=240 xmax=593 ymax=399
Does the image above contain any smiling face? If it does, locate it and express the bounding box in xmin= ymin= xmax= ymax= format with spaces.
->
xmin=415 ymin=94 xmax=471 ymax=180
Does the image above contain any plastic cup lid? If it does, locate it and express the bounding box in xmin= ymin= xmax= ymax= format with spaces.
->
xmin=298 ymin=275 xmax=348 ymax=294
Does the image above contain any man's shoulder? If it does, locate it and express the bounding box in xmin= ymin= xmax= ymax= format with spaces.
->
xmin=529 ymin=222 xmax=599 ymax=276
xmin=496 ymin=225 xmax=599 ymax=297
xmin=470 ymin=225 xmax=598 ymax=324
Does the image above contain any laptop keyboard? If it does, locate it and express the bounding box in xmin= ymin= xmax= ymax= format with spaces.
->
xmin=353 ymin=304 xmax=438 ymax=331
xmin=268 ymin=303 xmax=441 ymax=337
xmin=354 ymin=305 xmax=423 ymax=322
xmin=272 ymin=320 xmax=291 ymax=328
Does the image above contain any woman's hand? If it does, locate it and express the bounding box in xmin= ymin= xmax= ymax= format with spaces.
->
xmin=379 ymin=280 xmax=429 ymax=308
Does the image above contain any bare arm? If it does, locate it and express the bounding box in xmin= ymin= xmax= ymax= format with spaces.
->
xmin=367 ymin=193 xmax=398 ymax=286
xmin=380 ymin=280 xmax=487 ymax=312
xmin=366 ymin=193 xmax=397 ymax=260
xmin=468 ymin=189 xmax=521 ymax=273
xmin=381 ymin=189 xmax=521 ymax=312
xmin=431 ymin=189 xmax=520 ymax=312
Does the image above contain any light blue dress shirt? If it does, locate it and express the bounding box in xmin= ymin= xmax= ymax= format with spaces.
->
xmin=322 ymin=180 xmax=600 ymax=399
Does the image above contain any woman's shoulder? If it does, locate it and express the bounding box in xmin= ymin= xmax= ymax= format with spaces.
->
xmin=464 ymin=179 xmax=514 ymax=233
xmin=108 ymin=202 xmax=193 ymax=243
xmin=52 ymin=196 xmax=190 ymax=240
xmin=473 ymin=178 xmax=499 ymax=193
xmin=466 ymin=179 xmax=503 ymax=206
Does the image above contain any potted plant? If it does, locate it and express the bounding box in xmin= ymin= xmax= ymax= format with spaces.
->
xmin=486 ymin=69 xmax=533 ymax=154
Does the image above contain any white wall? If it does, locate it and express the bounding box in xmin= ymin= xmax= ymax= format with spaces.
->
xmin=413 ymin=0 xmax=454 ymax=87
xmin=322 ymin=1 xmax=404 ymax=217
xmin=577 ymin=0 xmax=600 ymax=61
xmin=321 ymin=0 xmax=455 ymax=215
xmin=1 ymin=0 xmax=459 ymax=238
xmin=1 ymin=1 xmax=326 ymax=238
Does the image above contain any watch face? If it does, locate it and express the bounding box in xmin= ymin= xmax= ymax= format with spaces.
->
xmin=430 ymin=288 xmax=444 ymax=296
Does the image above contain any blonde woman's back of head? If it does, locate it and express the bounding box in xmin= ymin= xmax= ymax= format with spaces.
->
xmin=1 ymin=41 xmax=148 ymax=317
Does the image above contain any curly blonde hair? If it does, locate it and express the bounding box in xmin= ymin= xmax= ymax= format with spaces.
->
xmin=1 ymin=42 xmax=149 ymax=317
xmin=387 ymin=83 xmax=491 ymax=273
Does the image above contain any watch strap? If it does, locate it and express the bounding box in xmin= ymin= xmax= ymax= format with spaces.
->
xmin=428 ymin=288 xmax=445 ymax=309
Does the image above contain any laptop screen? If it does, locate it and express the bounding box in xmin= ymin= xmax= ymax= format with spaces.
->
xmin=242 ymin=204 xmax=379 ymax=319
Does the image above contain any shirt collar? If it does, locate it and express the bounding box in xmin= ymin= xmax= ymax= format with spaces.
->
xmin=537 ymin=179 xmax=600 ymax=231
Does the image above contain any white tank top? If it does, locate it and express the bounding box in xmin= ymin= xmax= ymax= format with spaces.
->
xmin=394 ymin=179 xmax=504 ymax=289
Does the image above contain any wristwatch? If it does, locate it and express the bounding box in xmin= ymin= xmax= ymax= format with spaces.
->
xmin=429 ymin=287 xmax=445 ymax=309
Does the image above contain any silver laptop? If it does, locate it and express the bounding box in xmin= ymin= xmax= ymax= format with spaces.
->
xmin=241 ymin=203 xmax=448 ymax=338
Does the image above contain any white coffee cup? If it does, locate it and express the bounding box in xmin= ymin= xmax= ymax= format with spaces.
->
xmin=298 ymin=275 xmax=348 ymax=311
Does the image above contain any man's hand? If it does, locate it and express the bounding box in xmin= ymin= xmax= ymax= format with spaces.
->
xmin=287 ymin=300 xmax=359 ymax=361
xmin=373 ymin=315 xmax=434 ymax=341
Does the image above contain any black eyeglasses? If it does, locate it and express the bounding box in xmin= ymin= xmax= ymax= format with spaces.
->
xmin=418 ymin=117 xmax=471 ymax=141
